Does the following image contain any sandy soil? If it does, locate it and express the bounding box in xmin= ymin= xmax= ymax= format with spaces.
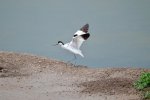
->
xmin=0 ymin=51 xmax=150 ymax=100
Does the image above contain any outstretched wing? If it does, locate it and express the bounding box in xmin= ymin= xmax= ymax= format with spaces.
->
xmin=80 ymin=23 xmax=89 ymax=33
xmin=69 ymin=24 xmax=90 ymax=49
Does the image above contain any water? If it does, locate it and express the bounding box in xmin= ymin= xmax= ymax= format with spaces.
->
xmin=0 ymin=0 xmax=150 ymax=68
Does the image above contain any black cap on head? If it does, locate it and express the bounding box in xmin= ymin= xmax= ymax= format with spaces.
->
xmin=58 ymin=41 xmax=64 ymax=45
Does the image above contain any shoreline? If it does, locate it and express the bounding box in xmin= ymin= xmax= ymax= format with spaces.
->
xmin=0 ymin=51 xmax=149 ymax=100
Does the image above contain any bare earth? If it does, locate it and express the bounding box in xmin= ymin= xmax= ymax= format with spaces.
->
xmin=0 ymin=51 xmax=149 ymax=100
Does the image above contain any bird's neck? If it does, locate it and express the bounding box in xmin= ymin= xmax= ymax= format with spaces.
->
xmin=59 ymin=43 xmax=64 ymax=47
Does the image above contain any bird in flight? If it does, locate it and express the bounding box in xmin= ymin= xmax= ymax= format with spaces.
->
xmin=55 ymin=24 xmax=90 ymax=61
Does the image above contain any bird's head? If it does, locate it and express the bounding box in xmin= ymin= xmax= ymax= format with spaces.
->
xmin=58 ymin=41 xmax=64 ymax=46
xmin=53 ymin=41 xmax=64 ymax=46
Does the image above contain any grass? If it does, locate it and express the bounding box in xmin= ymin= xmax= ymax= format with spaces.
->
xmin=144 ymin=91 xmax=150 ymax=99
xmin=134 ymin=72 xmax=150 ymax=100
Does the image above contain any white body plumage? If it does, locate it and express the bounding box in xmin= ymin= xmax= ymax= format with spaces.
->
xmin=57 ymin=24 xmax=90 ymax=58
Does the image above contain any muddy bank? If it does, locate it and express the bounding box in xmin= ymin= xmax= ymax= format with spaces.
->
xmin=0 ymin=51 xmax=149 ymax=100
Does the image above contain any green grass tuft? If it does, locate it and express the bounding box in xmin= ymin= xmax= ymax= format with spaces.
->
xmin=144 ymin=91 xmax=150 ymax=99
xmin=134 ymin=72 xmax=150 ymax=90
xmin=134 ymin=72 xmax=150 ymax=100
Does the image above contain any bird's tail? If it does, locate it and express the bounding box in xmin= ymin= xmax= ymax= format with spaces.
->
xmin=80 ymin=52 xmax=84 ymax=58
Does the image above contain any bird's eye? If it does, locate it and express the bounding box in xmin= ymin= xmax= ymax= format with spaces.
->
xmin=74 ymin=34 xmax=77 ymax=37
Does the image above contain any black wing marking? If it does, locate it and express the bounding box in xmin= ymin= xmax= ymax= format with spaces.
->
xmin=80 ymin=24 xmax=89 ymax=33
xmin=73 ymin=34 xmax=78 ymax=37
xmin=81 ymin=33 xmax=90 ymax=40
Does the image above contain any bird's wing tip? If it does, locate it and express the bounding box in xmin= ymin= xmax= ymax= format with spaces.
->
xmin=80 ymin=24 xmax=89 ymax=33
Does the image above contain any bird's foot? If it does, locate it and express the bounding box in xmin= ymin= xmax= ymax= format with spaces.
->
xmin=66 ymin=62 xmax=77 ymax=67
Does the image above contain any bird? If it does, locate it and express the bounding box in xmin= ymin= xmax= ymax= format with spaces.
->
xmin=55 ymin=24 xmax=90 ymax=61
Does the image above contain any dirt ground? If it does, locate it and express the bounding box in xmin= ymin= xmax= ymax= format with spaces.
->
xmin=0 ymin=51 xmax=150 ymax=100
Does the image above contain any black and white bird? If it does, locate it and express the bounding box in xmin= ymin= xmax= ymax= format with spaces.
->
xmin=55 ymin=24 xmax=90 ymax=59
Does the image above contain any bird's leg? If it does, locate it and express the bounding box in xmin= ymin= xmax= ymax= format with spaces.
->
xmin=74 ymin=54 xmax=77 ymax=60
xmin=73 ymin=54 xmax=77 ymax=67
xmin=66 ymin=54 xmax=77 ymax=66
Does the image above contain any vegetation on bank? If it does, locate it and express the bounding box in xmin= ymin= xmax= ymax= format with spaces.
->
xmin=134 ymin=72 xmax=150 ymax=100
